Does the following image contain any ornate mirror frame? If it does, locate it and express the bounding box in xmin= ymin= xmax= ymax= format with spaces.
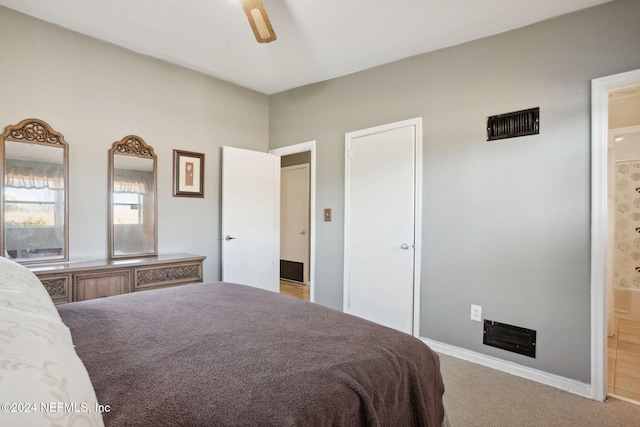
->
xmin=109 ymin=135 xmax=158 ymax=259
xmin=0 ymin=118 xmax=70 ymax=264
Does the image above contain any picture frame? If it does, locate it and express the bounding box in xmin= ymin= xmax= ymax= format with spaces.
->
xmin=173 ymin=150 xmax=204 ymax=198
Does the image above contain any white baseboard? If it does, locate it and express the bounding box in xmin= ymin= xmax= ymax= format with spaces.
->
xmin=421 ymin=338 xmax=594 ymax=400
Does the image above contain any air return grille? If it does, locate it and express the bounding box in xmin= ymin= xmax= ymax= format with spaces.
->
xmin=280 ymin=260 xmax=303 ymax=283
xmin=487 ymin=107 xmax=539 ymax=141
xmin=483 ymin=320 xmax=536 ymax=358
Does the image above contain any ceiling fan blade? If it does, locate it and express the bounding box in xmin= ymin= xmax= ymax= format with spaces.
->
xmin=241 ymin=0 xmax=277 ymax=43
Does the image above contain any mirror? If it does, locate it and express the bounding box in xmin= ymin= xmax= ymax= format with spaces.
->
xmin=1 ymin=119 xmax=69 ymax=263
xmin=109 ymin=135 xmax=157 ymax=258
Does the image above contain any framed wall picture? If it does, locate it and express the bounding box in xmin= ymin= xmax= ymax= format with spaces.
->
xmin=173 ymin=150 xmax=204 ymax=198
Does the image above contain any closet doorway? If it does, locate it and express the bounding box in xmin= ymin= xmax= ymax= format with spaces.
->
xmin=343 ymin=118 xmax=422 ymax=336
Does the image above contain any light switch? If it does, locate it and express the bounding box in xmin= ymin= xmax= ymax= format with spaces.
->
xmin=324 ymin=208 xmax=332 ymax=222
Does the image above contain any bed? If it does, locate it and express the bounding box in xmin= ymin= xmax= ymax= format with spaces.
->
xmin=0 ymin=257 xmax=447 ymax=426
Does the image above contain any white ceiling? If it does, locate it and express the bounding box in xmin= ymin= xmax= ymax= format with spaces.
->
xmin=0 ymin=0 xmax=612 ymax=94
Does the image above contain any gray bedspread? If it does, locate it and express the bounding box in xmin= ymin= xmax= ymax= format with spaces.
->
xmin=57 ymin=282 xmax=445 ymax=426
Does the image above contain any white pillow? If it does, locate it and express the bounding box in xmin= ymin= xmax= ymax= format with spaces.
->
xmin=0 ymin=256 xmax=61 ymax=321
xmin=0 ymin=257 xmax=104 ymax=427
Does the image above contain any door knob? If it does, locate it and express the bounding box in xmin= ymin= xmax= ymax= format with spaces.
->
xmin=300 ymin=230 xmax=306 ymax=235
xmin=225 ymin=235 xmax=236 ymax=241
xmin=400 ymin=243 xmax=410 ymax=250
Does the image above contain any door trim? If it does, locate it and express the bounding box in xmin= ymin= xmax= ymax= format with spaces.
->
xmin=591 ymin=69 xmax=640 ymax=402
xmin=269 ymin=141 xmax=317 ymax=302
xmin=343 ymin=117 xmax=422 ymax=337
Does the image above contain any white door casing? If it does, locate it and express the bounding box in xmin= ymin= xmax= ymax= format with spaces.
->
xmin=281 ymin=164 xmax=310 ymax=284
xmin=344 ymin=118 xmax=422 ymax=336
xmin=221 ymin=146 xmax=280 ymax=292
xmin=591 ymin=69 xmax=640 ymax=402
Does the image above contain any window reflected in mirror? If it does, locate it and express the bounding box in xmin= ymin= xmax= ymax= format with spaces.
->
xmin=1 ymin=119 xmax=69 ymax=263
xmin=109 ymin=136 xmax=157 ymax=258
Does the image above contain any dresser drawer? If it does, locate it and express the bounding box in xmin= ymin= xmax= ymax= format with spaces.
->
xmin=134 ymin=261 xmax=203 ymax=291
xmin=74 ymin=269 xmax=131 ymax=301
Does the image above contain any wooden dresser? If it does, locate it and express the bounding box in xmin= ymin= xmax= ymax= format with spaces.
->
xmin=28 ymin=253 xmax=206 ymax=304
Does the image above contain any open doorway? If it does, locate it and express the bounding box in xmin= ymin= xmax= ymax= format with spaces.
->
xmin=270 ymin=141 xmax=316 ymax=302
xmin=606 ymin=88 xmax=640 ymax=404
xmin=281 ymin=159 xmax=310 ymax=285
xmin=591 ymin=69 xmax=640 ymax=403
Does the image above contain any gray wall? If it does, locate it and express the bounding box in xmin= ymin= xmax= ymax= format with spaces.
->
xmin=0 ymin=6 xmax=270 ymax=281
xmin=610 ymin=91 xmax=640 ymax=129
xmin=281 ymin=152 xmax=311 ymax=167
xmin=269 ymin=0 xmax=640 ymax=382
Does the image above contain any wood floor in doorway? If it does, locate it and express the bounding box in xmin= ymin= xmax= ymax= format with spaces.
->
xmin=280 ymin=280 xmax=309 ymax=301
xmin=608 ymin=317 xmax=640 ymax=403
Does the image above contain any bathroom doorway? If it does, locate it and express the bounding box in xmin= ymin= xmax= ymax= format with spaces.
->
xmin=607 ymin=94 xmax=640 ymax=403
xmin=592 ymin=69 xmax=640 ymax=403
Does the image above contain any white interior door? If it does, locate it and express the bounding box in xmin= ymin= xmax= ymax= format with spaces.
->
xmin=281 ymin=164 xmax=310 ymax=283
xmin=221 ymin=146 xmax=280 ymax=292
xmin=344 ymin=118 xmax=422 ymax=335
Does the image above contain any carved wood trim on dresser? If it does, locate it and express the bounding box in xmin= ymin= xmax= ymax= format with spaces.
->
xmin=39 ymin=274 xmax=71 ymax=304
xmin=134 ymin=261 xmax=203 ymax=291
xmin=29 ymin=254 xmax=205 ymax=304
